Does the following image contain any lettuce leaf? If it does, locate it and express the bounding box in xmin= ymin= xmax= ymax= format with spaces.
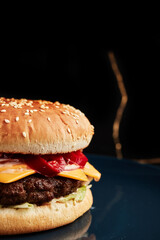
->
xmin=10 ymin=202 xmax=34 ymax=209
xmin=0 ymin=202 xmax=33 ymax=209
xmin=55 ymin=185 xmax=87 ymax=203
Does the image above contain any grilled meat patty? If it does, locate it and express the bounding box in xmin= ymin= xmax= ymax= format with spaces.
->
xmin=0 ymin=174 xmax=82 ymax=206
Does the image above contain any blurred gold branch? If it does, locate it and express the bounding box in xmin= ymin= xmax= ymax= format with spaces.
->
xmin=108 ymin=52 xmax=128 ymax=159
xmin=108 ymin=52 xmax=160 ymax=165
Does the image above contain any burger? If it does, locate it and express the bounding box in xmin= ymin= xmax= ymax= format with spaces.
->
xmin=0 ymin=97 xmax=101 ymax=235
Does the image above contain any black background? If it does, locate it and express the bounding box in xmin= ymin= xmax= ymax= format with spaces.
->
xmin=1 ymin=34 xmax=160 ymax=159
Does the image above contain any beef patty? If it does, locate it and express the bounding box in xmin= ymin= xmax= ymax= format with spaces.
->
xmin=0 ymin=174 xmax=82 ymax=206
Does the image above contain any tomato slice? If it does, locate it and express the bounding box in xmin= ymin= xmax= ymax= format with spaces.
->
xmin=64 ymin=150 xmax=88 ymax=168
xmin=2 ymin=151 xmax=88 ymax=178
xmin=23 ymin=155 xmax=61 ymax=177
xmin=46 ymin=156 xmax=66 ymax=172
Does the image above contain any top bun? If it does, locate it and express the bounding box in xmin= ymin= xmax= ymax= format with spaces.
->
xmin=0 ymin=98 xmax=94 ymax=154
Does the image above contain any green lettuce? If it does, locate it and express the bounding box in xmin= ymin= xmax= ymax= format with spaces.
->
xmin=55 ymin=185 xmax=87 ymax=203
xmin=9 ymin=202 xmax=34 ymax=209
xmin=0 ymin=202 xmax=33 ymax=209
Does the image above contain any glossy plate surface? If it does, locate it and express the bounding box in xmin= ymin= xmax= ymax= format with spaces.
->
xmin=3 ymin=155 xmax=160 ymax=239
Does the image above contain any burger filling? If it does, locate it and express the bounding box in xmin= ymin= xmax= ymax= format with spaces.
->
xmin=0 ymin=150 xmax=100 ymax=208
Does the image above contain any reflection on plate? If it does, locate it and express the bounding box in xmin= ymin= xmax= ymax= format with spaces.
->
xmin=88 ymin=154 xmax=160 ymax=240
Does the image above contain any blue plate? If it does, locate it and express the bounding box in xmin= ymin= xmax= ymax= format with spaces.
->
xmin=2 ymin=155 xmax=160 ymax=239
xmin=88 ymin=154 xmax=160 ymax=240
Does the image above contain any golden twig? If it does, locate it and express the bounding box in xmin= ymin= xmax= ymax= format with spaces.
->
xmin=108 ymin=52 xmax=128 ymax=159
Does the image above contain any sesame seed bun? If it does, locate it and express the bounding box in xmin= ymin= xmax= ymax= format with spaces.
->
xmin=0 ymin=188 xmax=93 ymax=235
xmin=0 ymin=98 xmax=94 ymax=154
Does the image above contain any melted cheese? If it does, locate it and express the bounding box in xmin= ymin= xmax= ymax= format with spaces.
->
xmin=58 ymin=169 xmax=88 ymax=181
xmin=0 ymin=161 xmax=101 ymax=183
xmin=84 ymin=162 xmax=101 ymax=181
xmin=0 ymin=163 xmax=35 ymax=183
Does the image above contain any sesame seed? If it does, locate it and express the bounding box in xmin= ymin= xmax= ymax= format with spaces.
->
xmin=47 ymin=117 xmax=51 ymax=122
xmin=67 ymin=127 xmax=71 ymax=133
xmin=55 ymin=101 xmax=60 ymax=105
xmin=40 ymin=105 xmax=45 ymax=109
xmin=76 ymin=120 xmax=79 ymax=124
xmin=25 ymin=103 xmax=33 ymax=107
xmin=91 ymin=125 xmax=94 ymax=133
xmin=40 ymin=105 xmax=49 ymax=110
xmin=28 ymin=119 xmax=32 ymax=123
xmin=4 ymin=119 xmax=10 ymax=123
xmin=15 ymin=117 xmax=19 ymax=122
xmin=0 ymin=109 xmax=6 ymax=112
xmin=25 ymin=112 xmax=29 ymax=115
xmin=62 ymin=110 xmax=70 ymax=115
xmin=22 ymin=132 xmax=27 ymax=138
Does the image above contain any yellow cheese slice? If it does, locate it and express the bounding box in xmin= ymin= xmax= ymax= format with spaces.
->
xmin=0 ymin=164 xmax=35 ymax=183
xmin=0 ymin=161 xmax=101 ymax=183
xmin=58 ymin=169 xmax=88 ymax=181
xmin=84 ymin=162 xmax=101 ymax=181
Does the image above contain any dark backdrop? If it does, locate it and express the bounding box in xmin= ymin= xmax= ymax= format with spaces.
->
xmin=1 ymin=34 xmax=160 ymax=159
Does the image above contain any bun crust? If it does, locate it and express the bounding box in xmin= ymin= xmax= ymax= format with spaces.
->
xmin=0 ymin=98 xmax=94 ymax=154
xmin=0 ymin=188 xmax=93 ymax=235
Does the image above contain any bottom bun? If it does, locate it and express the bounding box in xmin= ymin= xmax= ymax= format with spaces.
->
xmin=0 ymin=188 xmax=93 ymax=235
